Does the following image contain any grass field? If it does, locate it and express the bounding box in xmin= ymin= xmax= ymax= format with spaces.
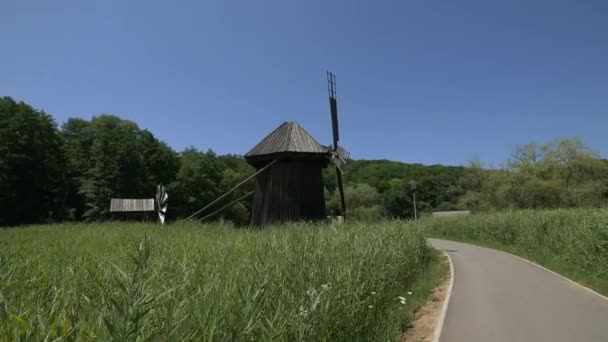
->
xmin=0 ymin=220 xmax=440 ymax=341
xmin=423 ymin=208 xmax=608 ymax=295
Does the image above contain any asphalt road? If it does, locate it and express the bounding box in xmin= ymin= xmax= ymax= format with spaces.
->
xmin=431 ymin=239 xmax=608 ymax=342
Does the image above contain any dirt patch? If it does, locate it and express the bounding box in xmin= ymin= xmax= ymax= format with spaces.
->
xmin=401 ymin=253 xmax=450 ymax=342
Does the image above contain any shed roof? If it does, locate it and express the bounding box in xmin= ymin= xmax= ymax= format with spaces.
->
xmin=245 ymin=122 xmax=327 ymax=158
xmin=110 ymin=198 xmax=155 ymax=212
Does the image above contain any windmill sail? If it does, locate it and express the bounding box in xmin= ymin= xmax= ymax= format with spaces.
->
xmin=328 ymin=72 xmax=339 ymax=148
xmin=327 ymin=71 xmax=347 ymax=219
xmin=156 ymin=184 xmax=169 ymax=224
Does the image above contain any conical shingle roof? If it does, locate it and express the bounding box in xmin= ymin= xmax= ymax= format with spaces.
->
xmin=245 ymin=122 xmax=327 ymax=157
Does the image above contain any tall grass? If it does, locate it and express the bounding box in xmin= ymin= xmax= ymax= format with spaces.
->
xmin=0 ymin=221 xmax=436 ymax=341
xmin=424 ymin=209 xmax=608 ymax=295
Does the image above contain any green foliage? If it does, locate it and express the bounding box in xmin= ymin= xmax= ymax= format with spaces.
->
xmin=461 ymin=139 xmax=608 ymax=211
xmin=345 ymin=160 xmax=466 ymax=207
xmin=0 ymin=97 xmax=66 ymax=225
xmin=325 ymin=160 xmax=466 ymax=219
xmin=423 ymin=209 xmax=608 ymax=295
xmin=61 ymin=115 xmax=180 ymax=221
xmin=0 ymin=98 xmax=259 ymax=225
xmin=3 ymin=96 xmax=608 ymax=226
xmin=351 ymin=205 xmax=384 ymax=221
xmin=167 ymin=148 xmax=223 ymax=219
xmin=326 ymin=138 xmax=608 ymax=218
xmin=382 ymin=179 xmax=413 ymax=219
xmin=329 ymin=183 xmax=378 ymax=211
xmin=0 ymin=221 xmax=437 ymax=340
xmin=216 ymin=154 xmax=256 ymax=224
xmin=327 ymin=183 xmax=384 ymax=221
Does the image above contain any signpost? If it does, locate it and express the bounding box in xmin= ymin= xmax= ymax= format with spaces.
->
xmin=409 ymin=180 xmax=417 ymax=221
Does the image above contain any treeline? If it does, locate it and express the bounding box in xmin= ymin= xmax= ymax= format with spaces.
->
xmin=325 ymin=161 xmax=466 ymax=220
xmin=1 ymin=96 xmax=607 ymax=226
xmin=459 ymin=141 xmax=608 ymax=210
xmin=0 ymin=97 xmax=254 ymax=226
xmin=336 ymin=140 xmax=608 ymax=219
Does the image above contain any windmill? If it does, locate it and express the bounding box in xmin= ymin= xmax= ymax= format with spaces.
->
xmin=327 ymin=71 xmax=348 ymax=219
xmin=186 ymin=72 xmax=349 ymax=226
xmin=241 ymin=72 xmax=349 ymax=225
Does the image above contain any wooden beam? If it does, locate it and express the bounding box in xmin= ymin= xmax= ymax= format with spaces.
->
xmin=185 ymin=158 xmax=279 ymax=220
xmin=198 ymin=191 xmax=255 ymax=222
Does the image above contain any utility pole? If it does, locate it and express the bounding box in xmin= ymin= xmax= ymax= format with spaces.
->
xmin=409 ymin=180 xmax=417 ymax=221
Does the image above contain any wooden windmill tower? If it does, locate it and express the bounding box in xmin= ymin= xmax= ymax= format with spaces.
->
xmin=244 ymin=72 xmax=349 ymax=226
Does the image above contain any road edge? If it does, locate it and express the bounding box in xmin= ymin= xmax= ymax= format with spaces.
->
xmin=432 ymin=247 xmax=454 ymax=342
xmin=434 ymin=238 xmax=608 ymax=304
xmin=496 ymin=247 xmax=608 ymax=303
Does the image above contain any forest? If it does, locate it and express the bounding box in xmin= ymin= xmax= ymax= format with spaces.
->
xmin=2 ymin=96 xmax=607 ymax=226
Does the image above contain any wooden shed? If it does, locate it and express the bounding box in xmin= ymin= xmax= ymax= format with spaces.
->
xmin=245 ymin=122 xmax=329 ymax=226
xmin=109 ymin=198 xmax=155 ymax=221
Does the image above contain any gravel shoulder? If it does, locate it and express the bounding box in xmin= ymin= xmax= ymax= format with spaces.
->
xmin=402 ymin=250 xmax=451 ymax=342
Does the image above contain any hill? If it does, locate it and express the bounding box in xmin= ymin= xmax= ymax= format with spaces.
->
xmin=2 ymin=96 xmax=607 ymax=225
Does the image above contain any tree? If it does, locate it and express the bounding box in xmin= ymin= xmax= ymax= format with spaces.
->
xmin=167 ymin=148 xmax=223 ymax=219
xmin=61 ymin=115 xmax=179 ymax=221
xmin=4 ymin=97 xmax=607 ymax=225
xmin=133 ymin=130 xmax=180 ymax=194
xmin=342 ymin=159 xmax=467 ymax=213
xmin=328 ymin=183 xmax=381 ymax=220
xmin=61 ymin=118 xmax=93 ymax=219
xmin=460 ymin=138 xmax=608 ymax=211
xmin=0 ymin=97 xmax=66 ymax=225
xmin=216 ymin=156 xmax=255 ymax=224
xmin=382 ymin=178 xmax=413 ymax=219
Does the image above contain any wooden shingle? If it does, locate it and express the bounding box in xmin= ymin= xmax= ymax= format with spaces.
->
xmin=245 ymin=122 xmax=327 ymax=157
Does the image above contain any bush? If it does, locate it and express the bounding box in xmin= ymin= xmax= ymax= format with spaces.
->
xmin=351 ymin=205 xmax=384 ymax=221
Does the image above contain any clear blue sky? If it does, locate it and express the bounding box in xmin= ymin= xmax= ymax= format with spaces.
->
xmin=2 ymin=0 xmax=607 ymax=166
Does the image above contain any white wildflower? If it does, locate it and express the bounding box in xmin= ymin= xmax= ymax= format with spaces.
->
xmin=371 ymin=291 xmax=376 ymax=295
xmin=407 ymin=291 xmax=413 ymax=295
xmin=368 ymin=305 xmax=374 ymax=309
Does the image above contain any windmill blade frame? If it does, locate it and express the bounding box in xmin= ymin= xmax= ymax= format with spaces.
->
xmin=156 ymin=184 xmax=168 ymax=224
xmin=328 ymin=146 xmax=349 ymax=171
xmin=327 ymin=71 xmax=347 ymax=219
xmin=328 ymin=72 xmax=339 ymax=148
